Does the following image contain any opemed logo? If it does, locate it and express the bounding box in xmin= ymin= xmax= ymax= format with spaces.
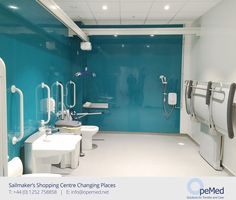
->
xmin=186 ymin=178 xmax=225 ymax=199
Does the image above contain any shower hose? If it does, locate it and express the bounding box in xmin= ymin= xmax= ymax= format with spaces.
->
xmin=162 ymin=84 xmax=175 ymax=119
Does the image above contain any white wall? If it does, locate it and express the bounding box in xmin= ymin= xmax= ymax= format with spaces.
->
xmin=181 ymin=0 xmax=236 ymax=175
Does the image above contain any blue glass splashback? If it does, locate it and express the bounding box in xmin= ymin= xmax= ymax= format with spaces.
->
xmin=0 ymin=1 xmax=79 ymax=159
xmin=77 ymin=35 xmax=182 ymax=133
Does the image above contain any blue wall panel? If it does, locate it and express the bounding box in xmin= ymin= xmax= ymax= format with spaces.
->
xmin=79 ymin=35 xmax=182 ymax=133
xmin=0 ymin=1 xmax=79 ymax=159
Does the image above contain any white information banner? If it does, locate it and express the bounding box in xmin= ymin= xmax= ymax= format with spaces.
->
xmin=0 ymin=177 xmax=234 ymax=200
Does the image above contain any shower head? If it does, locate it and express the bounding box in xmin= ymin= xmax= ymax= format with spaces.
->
xmin=159 ymin=75 xmax=167 ymax=84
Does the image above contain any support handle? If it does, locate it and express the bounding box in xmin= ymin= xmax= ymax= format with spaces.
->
xmin=187 ymin=80 xmax=193 ymax=99
xmin=11 ymin=85 xmax=24 ymax=145
xmin=41 ymin=82 xmax=51 ymax=126
xmin=56 ymin=81 xmax=64 ymax=119
xmin=206 ymin=81 xmax=213 ymax=105
xmin=66 ymin=81 xmax=76 ymax=108
xmin=227 ymin=83 xmax=236 ymax=139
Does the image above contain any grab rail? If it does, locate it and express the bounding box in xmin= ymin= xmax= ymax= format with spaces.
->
xmin=185 ymin=80 xmax=226 ymax=95
xmin=56 ymin=81 xmax=64 ymax=120
xmin=206 ymin=81 xmax=213 ymax=105
xmin=66 ymin=81 xmax=76 ymax=108
xmin=227 ymin=83 xmax=236 ymax=139
xmin=76 ymin=112 xmax=102 ymax=119
xmin=41 ymin=82 xmax=51 ymax=126
xmin=187 ymin=80 xmax=193 ymax=99
xmin=185 ymin=81 xmax=191 ymax=115
xmin=11 ymin=85 xmax=24 ymax=145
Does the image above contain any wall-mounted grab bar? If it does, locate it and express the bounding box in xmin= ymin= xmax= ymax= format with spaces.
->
xmin=66 ymin=81 xmax=76 ymax=108
xmin=185 ymin=80 xmax=226 ymax=95
xmin=41 ymin=83 xmax=51 ymax=126
xmin=187 ymin=80 xmax=193 ymax=99
xmin=76 ymin=112 xmax=102 ymax=119
xmin=227 ymin=83 xmax=236 ymax=139
xmin=11 ymin=85 xmax=24 ymax=145
xmin=185 ymin=80 xmax=226 ymax=103
xmin=56 ymin=81 xmax=64 ymax=120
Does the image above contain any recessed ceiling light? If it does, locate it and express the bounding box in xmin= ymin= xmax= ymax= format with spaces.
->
xmin=178 ymin=142 xmax=185 ymax=146
xmin=102 ymin=5 xmax=108 ymax=10
xmin=150 ymin=34 xmax=155 ymax=37
xmin=8 ymin=5 xmax=19 ymax=10
xmin=164 ymin=4 xmax=170 ymax=11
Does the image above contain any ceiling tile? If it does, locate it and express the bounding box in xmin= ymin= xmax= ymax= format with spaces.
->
xmin=181 ymin=1 xmax=217 ymax=13
xmin=55 ymin=1 xmax=89 ymax=13
xmin=54 ymin=0 xmax=224 ymax=25
xmin=150 ymin=1 xmax=186 ymax=13
xmin=174 ymin=12 xmax=204 ymax=19
xmin=121 ymin=2 xmax=152 ymax=13
xmin=95 ymin=12 xmax=120 ymax=19
xmin=69 ymin=11 xmax=94 ymax=20
xmin=121 ymin=19 xmax=146 ymax=25
xmin=87 ymin=1 xmax=119 ymax=12
xmin=96 ymin=20 xmax=121 ymax=25
xmin=121 ymin=12 xmax=147 ymax=19
xmin=148 ymin=12 xmax=176 ymax=19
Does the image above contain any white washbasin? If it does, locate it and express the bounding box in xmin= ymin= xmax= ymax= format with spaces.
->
xmin=24 ymin=131 xmax=81 ymax=173
xmin=33 ymin=134 xmax=81 ymax=157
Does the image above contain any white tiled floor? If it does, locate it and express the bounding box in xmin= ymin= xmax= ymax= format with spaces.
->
xmin=52 ymin=133 xmax=229 ymax=177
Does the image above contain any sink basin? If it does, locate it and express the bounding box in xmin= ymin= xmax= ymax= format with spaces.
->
xmin=33 ymin=134 xmax=80 ymax=157
xmin=24 ymin=131 xmax=81 ymax=173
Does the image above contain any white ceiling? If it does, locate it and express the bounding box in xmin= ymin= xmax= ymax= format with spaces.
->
xmin=54 ymin=0 xmax=223 ymax=25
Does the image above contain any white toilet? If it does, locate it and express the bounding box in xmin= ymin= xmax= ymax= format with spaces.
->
xmin=8 ymin=157 xmax=62 ymax=177
xmin=81 ymin=126 xmax=99 ymax=150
